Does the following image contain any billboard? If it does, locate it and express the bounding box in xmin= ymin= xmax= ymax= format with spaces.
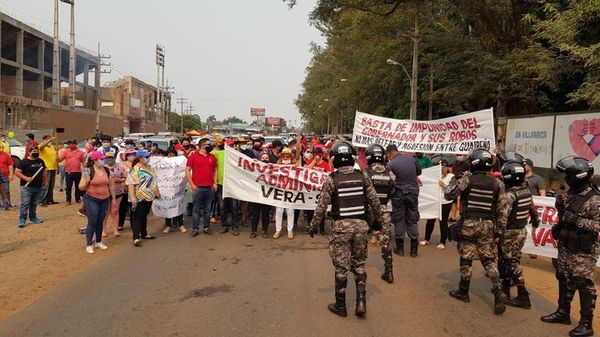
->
xmin=266 ymin=117 xmax=281 ymax=126
xmin=553 ymin=112 xmax=600 ymax=172
xmin=505 ymin=116 xmax=554 ymax=168
xmin=250 ymin=108 xmax=266 ymax=116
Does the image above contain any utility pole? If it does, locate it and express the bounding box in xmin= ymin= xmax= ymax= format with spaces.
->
xmin=95 ymin=43 xmax=111 ymax=133
xmin=163 ymin=81 xmax=175 ymax=131
xmin=68 ymin=0 xmax=75 ymax=108
xmin=176 ymin=95 xmax=188 ymax=134
xmin=185 ymin=103 xmax=196 ymax=131
xmin=409 ymin=15 xmax=420 ymax=120
xmin=155 ymin=44 xmax=165 ymax=124
xmin=52 ymin=0 xmax=60 ymax=105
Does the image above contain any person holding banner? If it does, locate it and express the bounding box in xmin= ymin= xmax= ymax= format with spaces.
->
xmin=250 ymin=152 xmax=273 ymax=238
xmin=15 ymin=146 xmax=47 ymax=228
xmin=308 ymin=141 xmax=384 ymax=318
xmin=541 ymin=157 xmax=599 ymax=337
xmin=445 ymin=148 xmax=508 ymax=315
xmin=273 ymin=148 xmax=297 ymax=240
xmin=385 ymin=144 xmax=421 ymax=257
xmin=421 ymin=159 xmax=454 ymax=250
xmin=127 ymin=150 xmax=160 ymax=247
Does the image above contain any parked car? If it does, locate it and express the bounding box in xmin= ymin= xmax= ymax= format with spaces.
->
xmin=141 ymin=138 xmax=171 ymax=151
xmin=7 ymin=138 xmax=25 ymax=167
xmin=264 ymin=136 xmax=287 ymax=146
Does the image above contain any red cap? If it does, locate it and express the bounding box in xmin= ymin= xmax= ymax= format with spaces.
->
xmin=89 ymin=151 xmax=107 ymax=161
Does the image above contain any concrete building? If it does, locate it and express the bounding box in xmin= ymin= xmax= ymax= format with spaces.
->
xmin=101 ymin=76 xmax=171 ymax=134
xmin=0 ymin=12 xmax=166 ymax=140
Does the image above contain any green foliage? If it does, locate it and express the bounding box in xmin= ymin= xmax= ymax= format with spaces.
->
xmin=290 ymin=0 xmax=600 ymax=129
xmin=168 ymin=112 xmax=203 ymax=133
xmin=222 ymin=116 xmax=247 ymax=124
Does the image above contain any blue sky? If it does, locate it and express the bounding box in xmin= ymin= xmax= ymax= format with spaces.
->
xmin=0 ymin=0 xmax=324 ymax=127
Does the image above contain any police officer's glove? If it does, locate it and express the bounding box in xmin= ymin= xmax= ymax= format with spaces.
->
xmin=562 ymin=211 xmax=579 ymax=227
xmin=307 ymin=226 xmax=316 ymax=238
xmin=371 ymin=220 xmax=383 ymax=232
xmin=530 ymin=214 xmax=540 ymax=228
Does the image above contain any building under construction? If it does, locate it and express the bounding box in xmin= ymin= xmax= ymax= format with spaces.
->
xmin=0 ymin=11 xmax=167 ymax=140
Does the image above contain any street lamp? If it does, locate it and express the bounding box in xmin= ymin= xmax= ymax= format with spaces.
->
xmin=387 ymin=57 xmax=416 ymax=120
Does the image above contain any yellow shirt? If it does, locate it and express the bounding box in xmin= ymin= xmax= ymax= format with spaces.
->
xmin=0 ymin=141 xmax=10 ymax=155
xmin=39 ymin=146 xmax=58 ymax=170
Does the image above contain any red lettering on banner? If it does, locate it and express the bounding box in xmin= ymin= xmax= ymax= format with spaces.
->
xmin=395 ymin=123 xmax=407 ymax=132
xmin=460 ymin=118 xmax=481 ymax=129
xmin=309 ymin=172 xmax=319 ymax=184
xmin=428 ymin=133 xmax=446 ymax=142
xmin=242 ymin=159 xmax=256 ymax=172
xmin=531 ymin=227 xmax=558 ymax=248
xmin=257 ymin=173 xmax=267 ymax=184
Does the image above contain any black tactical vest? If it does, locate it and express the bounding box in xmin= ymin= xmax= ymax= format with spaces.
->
xmin=331 ymin=170 xmax=367 ymax=220
xmin=558 ymin=186 xmax=599 ymax=253
xmin=506 ymin=186 xmax=533 ymax=229
xmin=462 ymin=173 xmax=499 ymax=220
xmin=366 ymin=166 xmax=392 ymax=207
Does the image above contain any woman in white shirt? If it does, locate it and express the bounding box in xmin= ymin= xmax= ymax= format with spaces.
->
xmin=420 ymin=159 xmax=454 ymax=249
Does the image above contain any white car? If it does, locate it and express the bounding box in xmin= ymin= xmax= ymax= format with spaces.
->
xmin=7 ymin=138 xmax=25 ymax=167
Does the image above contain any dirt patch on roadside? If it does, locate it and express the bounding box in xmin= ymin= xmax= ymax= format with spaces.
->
xmin=0 ymin=180 xmax=162 ymax=321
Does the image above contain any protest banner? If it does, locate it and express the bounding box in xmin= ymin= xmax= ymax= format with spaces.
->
xmin=505 ymin=116 xmax=554 ymax=168
xmin=223 ymin=147 xmax=329 ymax=210
xmin=149 ymin=156 xmax=187 ymax=218
xmin=553 ymin=112 xmax=600 ymax=173
xmin=523 ymin=195 xmax=600 ymax=267
xmin=224 ymin=146 xmax=441 ymax=217
xmin=418 ymin=166 xmax=441 ymax=220
xmin=352 ymin=109 xmax=496 ymax=154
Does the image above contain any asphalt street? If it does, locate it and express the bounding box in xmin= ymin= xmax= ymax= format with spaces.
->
xmin=0 ymin=221 xmax=574 ymax=337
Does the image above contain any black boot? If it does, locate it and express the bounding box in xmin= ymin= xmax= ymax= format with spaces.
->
xmin=410 ymin=239 xmax=418 ymax=257
xmin=501 ymin=278 xmax=512 ymax=298
xmin=393 ymin=239 xmax=404 ymax=256
xmin=541 ymin=281 xmax=572 ymax=325
xmin=355 ymin=274 xmax=367 ymax=318
xmin=328 ymin=278 xmax=347 ymax=318
xmin=449 ymin=279 xmax=470 ymax=303
xmin=492 ymin=285 xmax=508 ymax=315
xmin=381 ymin=249 xmax=394 ymax=284
xmin=569 ymin=290 xmax=595 ymax=337
xmin=508 ymin=285 xmax=531 ymax=309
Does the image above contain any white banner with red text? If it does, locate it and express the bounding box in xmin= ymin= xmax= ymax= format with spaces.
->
xmin=223 ymin=147 xmax=440 ymax=218
xmin=523 ymin=195 xmax=600 ymax=267
xmin=352 ymin=109 xmax=496 ymax=154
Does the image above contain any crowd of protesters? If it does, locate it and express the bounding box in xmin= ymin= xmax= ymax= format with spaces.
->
xmin=2 ymin=131 xmax=549 ymax=257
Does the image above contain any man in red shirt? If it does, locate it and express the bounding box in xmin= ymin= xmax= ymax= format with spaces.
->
xmin=185 ymin=138 xmax=218 ymax=236
xmin=59 ymin=139 xmax=85 ymax=204
xmin=0 ymin=150 xmax=13 ymax=208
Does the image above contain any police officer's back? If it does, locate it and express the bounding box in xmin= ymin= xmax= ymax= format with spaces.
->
xmin=309 ymin=141 xmax=383 ymax=318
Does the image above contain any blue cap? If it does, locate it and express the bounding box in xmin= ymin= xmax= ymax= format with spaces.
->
xmin=136 ymin=149 xmax=151 ymax=158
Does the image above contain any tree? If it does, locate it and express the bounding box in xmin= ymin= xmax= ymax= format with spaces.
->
xmin=223 ymin=116 xmax=247 ymax=124
xmin=206 ymin=115 xmax=218 ymax=125
xmin=287 ymin=0 xmax=599 ymax=131
xmin=168 ymin=112 xmax=203 ymax=133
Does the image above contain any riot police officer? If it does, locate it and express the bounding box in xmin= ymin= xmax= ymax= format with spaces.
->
xmin=445 ymin=148 xmax=508 ymax=315
xmin=365 ymin=144 xmax=394 ymax=284
xmin=541 ymin=156 xmax=599 ymax=337
xmin=496 ymin=151 xmax=526 ymax=297
xmin=308 ymin=141 xmax=384 ymax=318
xmin=498 ymin=160 xmax=539 ymax=309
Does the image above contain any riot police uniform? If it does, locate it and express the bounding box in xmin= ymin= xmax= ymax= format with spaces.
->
xmin=365 ymin=144 xmax=394 ymax=284
xmin=541 ymin=157 xmax=600 ymax=337
xmin=496 ymin=152 xmax=526 ymax=297
xmin=445 ymin=148 xmax=508 ymax=315
xmin=498 ymin=160 xmax=539 ymax=309
xmin=309 ymin=141 xmax=384 ymax=318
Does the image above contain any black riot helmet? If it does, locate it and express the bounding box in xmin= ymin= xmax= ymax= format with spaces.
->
xmin=365 ymin=144 xmax=386 ymax=165
xmin=498 ymin=151 xmax=525 ymax=167
xmin=330 ymin=141 xmax=356 ymax=169
xmin=555 ymin=156 xmax=594 ymax=190
xmin=501 ymin=160 xmax=526 ymax=187
xmin=468 ymin=148 xmax=493 ymax=173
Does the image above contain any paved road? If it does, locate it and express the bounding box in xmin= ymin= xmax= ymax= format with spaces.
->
xmin=0 ymin=221 xmax=573 ymax=337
